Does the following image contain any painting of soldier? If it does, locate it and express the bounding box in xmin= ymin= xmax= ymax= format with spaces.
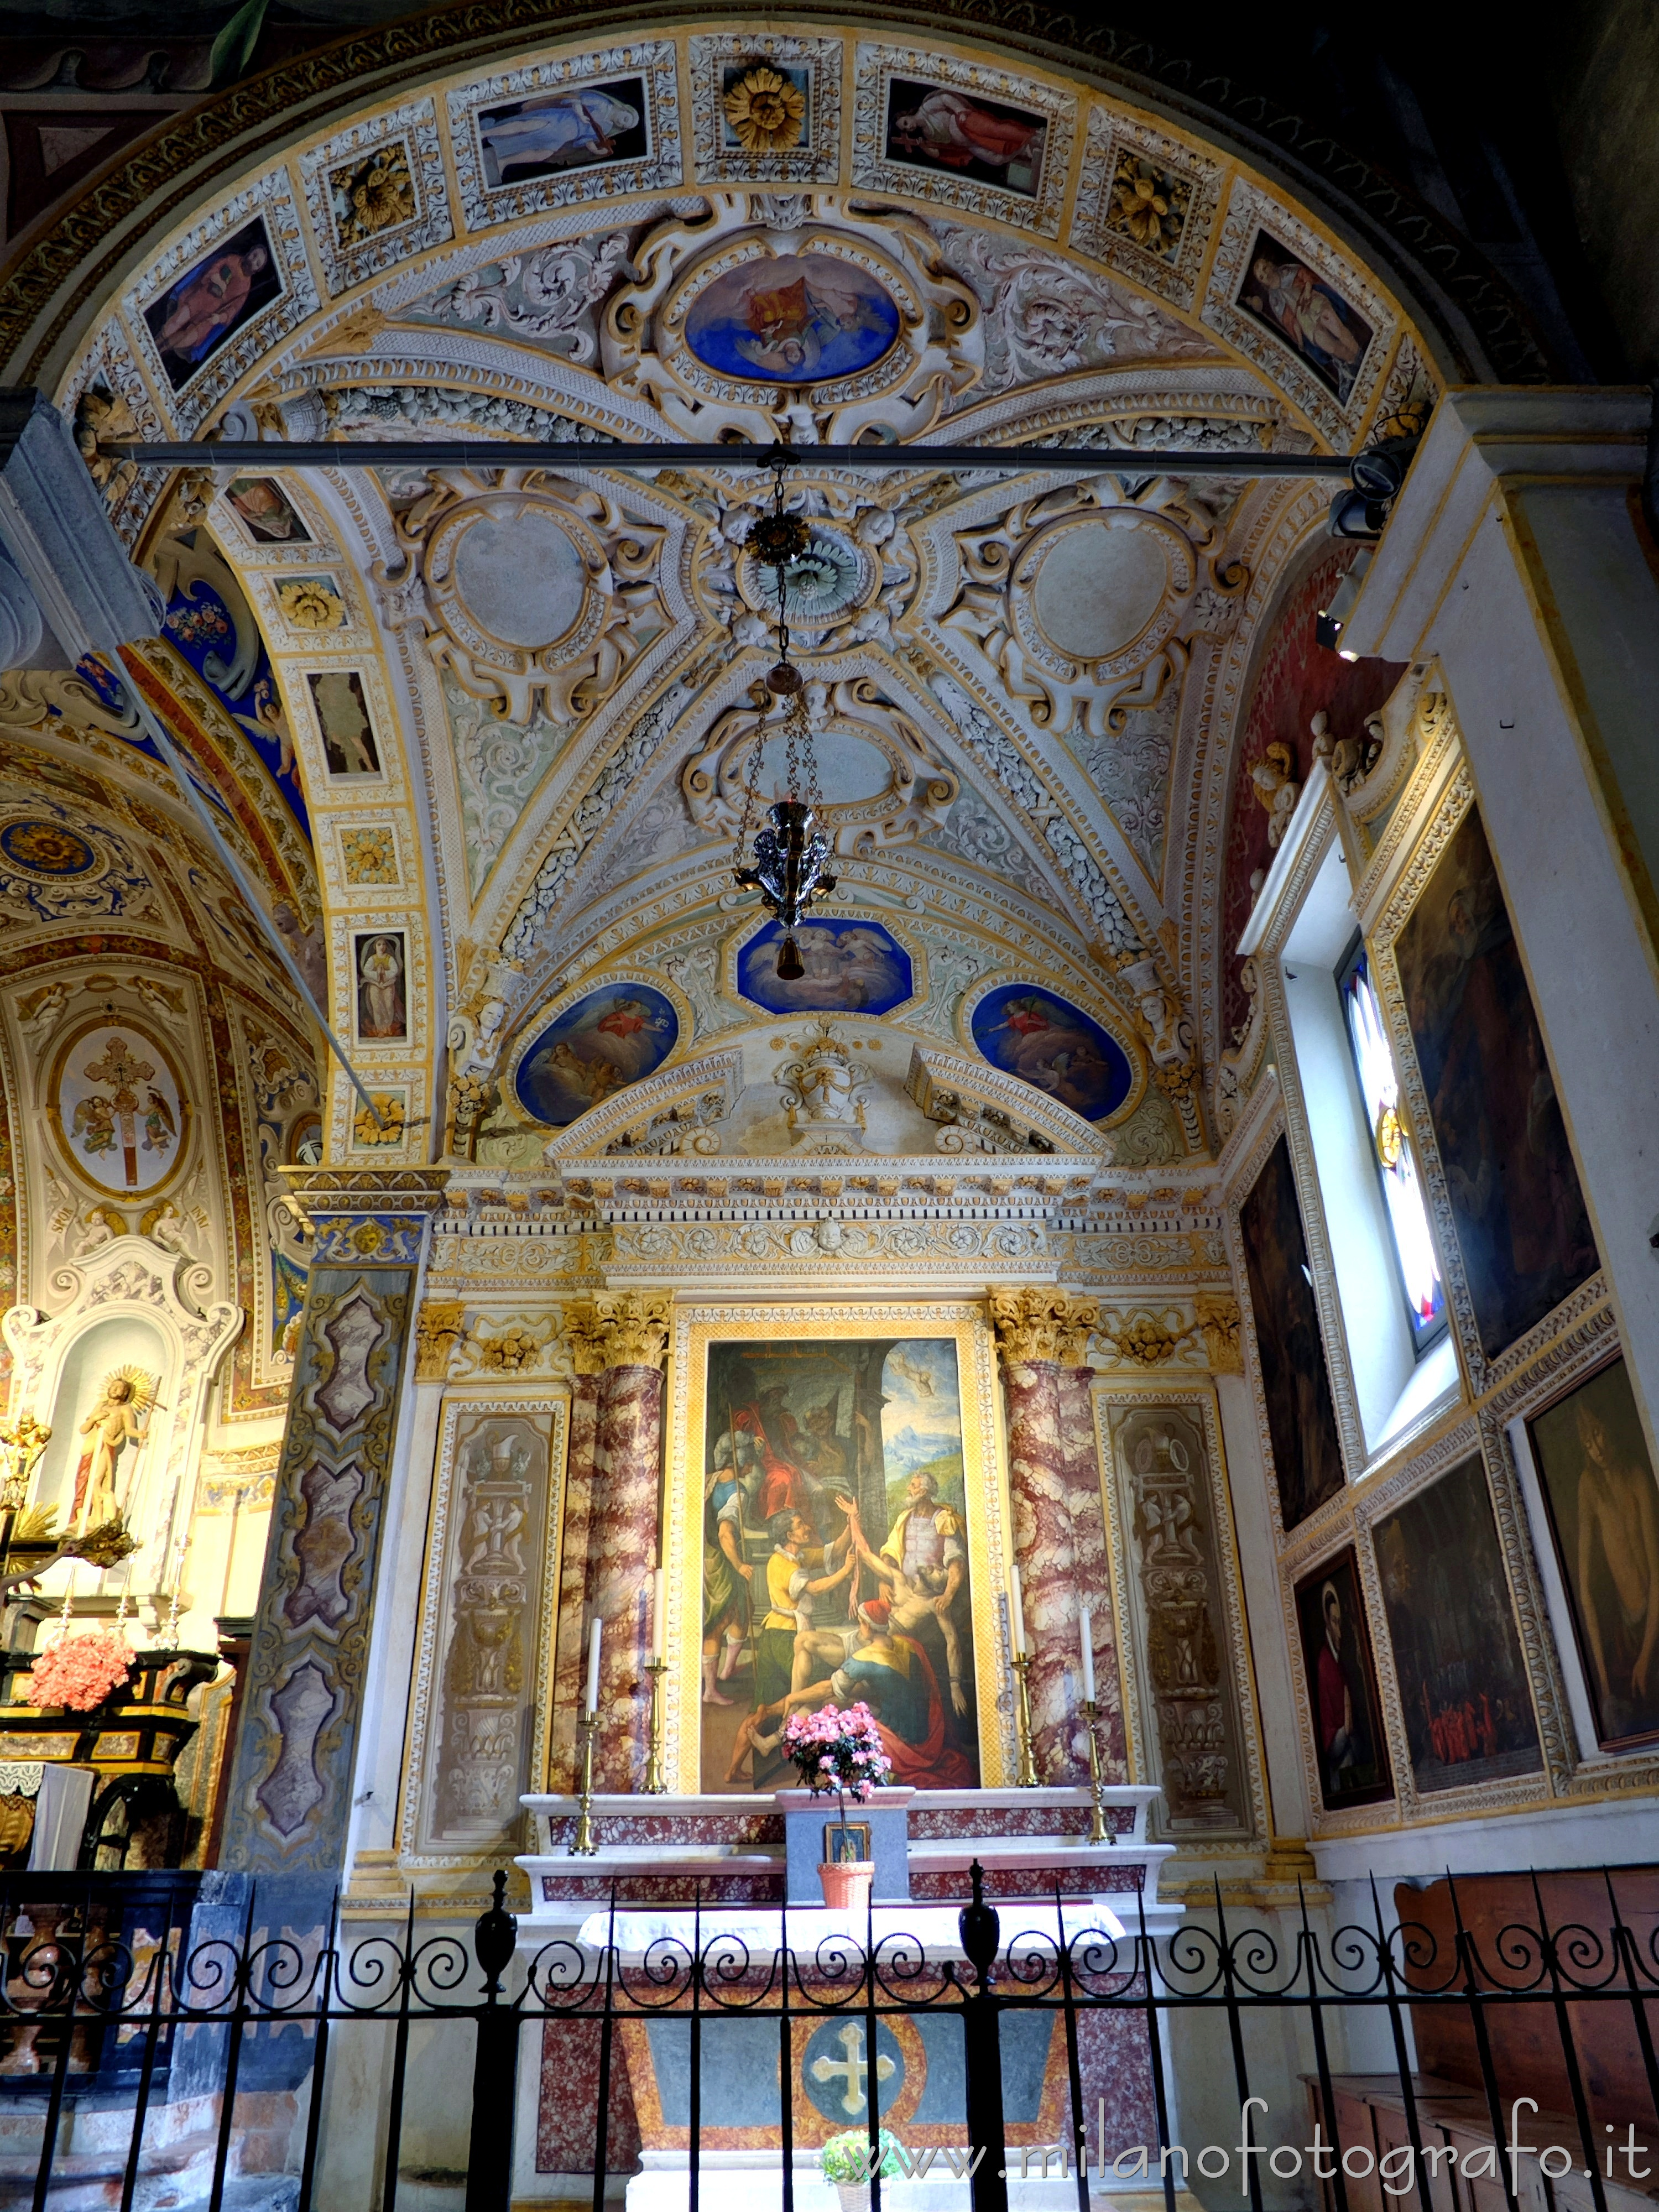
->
xmin=1528 ymin=1358 xmax=1659 ymax=1749
xmin=701 ymin=1337 xmax=979 ymax=1793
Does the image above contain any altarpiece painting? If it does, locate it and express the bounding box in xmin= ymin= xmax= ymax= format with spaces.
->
xmin=687 ymin=1328 xmax=995 ymax=1795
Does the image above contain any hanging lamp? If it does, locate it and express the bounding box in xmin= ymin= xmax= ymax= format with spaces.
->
xmin=731 ymin=462 xmax=837 ymax=980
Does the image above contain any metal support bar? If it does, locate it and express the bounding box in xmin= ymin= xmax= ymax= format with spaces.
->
xmin=107 ymin=438 xmax=1359 ymax=477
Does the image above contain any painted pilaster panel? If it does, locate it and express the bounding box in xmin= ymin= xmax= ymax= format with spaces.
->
xmin=218 ymin=1168 xmax=445 ymax=1873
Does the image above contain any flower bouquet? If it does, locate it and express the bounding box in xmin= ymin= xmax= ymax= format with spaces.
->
xmin=822 ymin=2127 xmax=902 ymax=2212
xmin=24 ymin=1627 xmax=135 ymax=1714
xmin=780 ymin=1702 xmax=891 ymax=1910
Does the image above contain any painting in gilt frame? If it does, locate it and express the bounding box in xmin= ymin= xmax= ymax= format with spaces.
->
xmin=1234 ymin=231 xmax=1373 ymax=404
xmin=1293 ymin=1546 xmax=1393 ymax=1811
xmin=1394 ymin=802 xmax=1597 ymax=1358
xmin=1372 ymin=1455 xmax=1542 ymax=1793
xmin=1527 ymin=1357 xmax=1659 ymax=1751
xmin=698 ymin=1336 xmax=980 ymax=1795
xmin=1238 ymin=1134 xmax=1345 ymax=1530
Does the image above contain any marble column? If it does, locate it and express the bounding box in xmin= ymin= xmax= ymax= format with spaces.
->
xmin=547 ymin=1355 xmax=603 ymax=1795
xmin=988 ymin=1288 xmax=1100 ymax=1786
xmin=1056 ymin=1363 xmax=1128 ymax=1781
xmin=559 ymin=1292 xmax=672 ymax=1793
xmin=219 ymin=1168 xmax=447 ymax=1873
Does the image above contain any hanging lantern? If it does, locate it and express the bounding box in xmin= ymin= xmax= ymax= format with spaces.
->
xmin=732 ymin=466 xmax=837 ymax=978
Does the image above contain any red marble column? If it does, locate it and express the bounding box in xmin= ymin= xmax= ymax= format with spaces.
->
xmin=549 ymin=1370 xmax=602 ymax=1793
xmin=989 ymin=1290 xmax=1102 ymax=1787
xmin=1057 ymin=1362 xmax=1128 ymax=1782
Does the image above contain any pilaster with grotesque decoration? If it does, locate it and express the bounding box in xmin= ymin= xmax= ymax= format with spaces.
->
xmin=987 ymin=1287 xmax=1102 ymax=1784
xmin=220 ymin=1167 xmax=447 ymax=1874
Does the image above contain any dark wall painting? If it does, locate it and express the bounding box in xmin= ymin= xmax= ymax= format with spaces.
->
xmin=143 ymin=216 xmax=281 ymax=391
xmin=1528 ymin=1357 xmax=1659 ymax=1750
xmin=1394 ymin=803 xmax=1598 ymax=1357
xmin=1373 ymin=1455 xmax=1542 ymax=1793
xmin=1238 ymin=1134 xmax=1345 ymax=1531
xmin=1293 ymin=1547 xmax=1392 ymax=1810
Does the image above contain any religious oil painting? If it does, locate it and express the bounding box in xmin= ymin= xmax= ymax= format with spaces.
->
xmin=474 ymin=79 xmax=649 ymax=190
xmin=1234 ymin=231 xmax=1373 ymax=404
xmin=1237 ymin=1135 xmax=1345 ymax=1530
xmin=883 ymin=76 xmax=1048 ymax=197
xmin=514 ymin=983 xmax=678 ymax=1126
xmin=307 ymin=670 xmax=382 ymax=778
xmin=700 ymin=1337 xmax=979 ymax=1795
xmin=1373 ymin=1455 xmax=1542 ymax=1794
xmin=51 ymin=1024 xmax=186 ymax=1201
xmin=737 ymin=919 xmax=912 ymax=1016
xmin=142 ymin=216 xmax=283 ymax=392
xmin=225 ymin=477 xmax=310 ymax=546
xmin=1394 ymin=802 xmax=1598 ymax=1358
xmin=1528 ymin=1358 xmax=1659 ymax=1750
xmin=353 ymin=931 xmax=408 ymax=1042
xmin=970 ymin=984 xmax=1133 ymax=1123
xmin=685 ymin=254 xmax=900 ymax=383
xmin=1293 ymin=1547 xmax=1392 ymax=1811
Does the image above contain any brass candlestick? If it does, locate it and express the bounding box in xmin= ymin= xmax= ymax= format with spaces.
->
xmin=570 ymin=1709 xmax=599 ymax=1856
xmin=1010 ymin=1652 xmax=1039 ymax=1788
xmin=643 ymin=1659 xmax=668 ymax=1794
xmin=1079 ymin=1698 xmax=1113 ymax=1846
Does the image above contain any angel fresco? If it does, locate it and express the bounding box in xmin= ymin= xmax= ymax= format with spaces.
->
xmin=514 ymin=985 xmax=677 ymax=1126
xmin=685 ymin=255 xmax=900 ymax=384
xmin=970 ymin=984 xmax=1131 ymax=1121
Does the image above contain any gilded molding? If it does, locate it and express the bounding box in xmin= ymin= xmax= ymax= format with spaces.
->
xmin=987 ymin=1284 xmax=1099 ymax=1367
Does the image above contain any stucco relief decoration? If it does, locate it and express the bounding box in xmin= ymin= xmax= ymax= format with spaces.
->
xmin=379 ymin=473 xmax=670 ymax=727
xmin=0 ymin=810 xmax=157 ymax=925
xmin=1070 ymin=107 xmax=1223 ymax=312
xmin=690 ymin=35 xmax=843 ymax=185
xmin=298 ymin=97 xmax=453 ymax=296
xmin=682 ymin=677 xmax=955 ymax=856
xmin=600 ymin=195 xmax=978 ymax=441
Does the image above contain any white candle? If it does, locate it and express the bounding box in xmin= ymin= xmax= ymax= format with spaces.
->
xmin=1078 ymin=1607 xmax=1095 ymax=1703
xmin=585 ymin=1615 xmax=603 ymax=1716
xmin=652 ymin=1567 xmax=665 ymax=1661
xmin=1009 ymin=1564 xmax=1026 ymax=1658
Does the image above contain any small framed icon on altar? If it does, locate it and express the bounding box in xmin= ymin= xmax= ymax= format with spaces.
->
xmin=823 ymin=1819 xmax=871 ymax=1866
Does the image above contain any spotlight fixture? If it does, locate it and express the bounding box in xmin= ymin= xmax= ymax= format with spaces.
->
xmin=731 ymin=462 xmax=837 ymax=978
xmin=1316 ymin=552 xmax=1373 ymax=660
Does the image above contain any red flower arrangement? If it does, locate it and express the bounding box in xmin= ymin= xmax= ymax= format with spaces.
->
xmin=25 ymin=1627 xmax=135 ymax=1713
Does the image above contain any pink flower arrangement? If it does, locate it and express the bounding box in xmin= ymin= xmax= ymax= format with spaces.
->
xmin=781 ymin=1701 xmax=893 ymax=1804
xmin=25 ymin=1628 xmax=134 ymax=1714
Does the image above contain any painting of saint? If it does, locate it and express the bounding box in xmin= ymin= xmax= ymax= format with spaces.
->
xmin=685 ymin=254 xmax=900 ymax=384
xmin=1528 ymin=1359 xmax=1659 ymax=1750
xmin=143 ymin=217 xmax=282 ymax=392
xmin=971 ymin=984 xmax=1133 ymax=1122
xmin=514 ymin=984 xmax=677 ymax=1126
xmin=1394 ymin=804 xmax=1597 ymax=1358
xmin=307 ymin=670 xmax=381 ymax=777
xmin=1238 ymin=1135 xmax=1345 ymax=1531
xmin=702 ymin=1339 xmax=978 ymax=1794
xmin=225 ymin=477 xmax=310 ymax=545
xmin=354 ymin=932 xmax=408 ymax=1041
xmin=884 ymin=77 xmax=1048 ymax=197
xmin=737 ymin=919 xmax=912 ymax=1015
xmin=474 ymin=79 xmax=648 ymax=189
xmin=1235 ymin=232 xmax=1373 ymax=403
xmin=1373 ymin=1455 xmax=1542 ymax=1793
xmin=1293 ymin=1548 xmax=1393 ymax=1810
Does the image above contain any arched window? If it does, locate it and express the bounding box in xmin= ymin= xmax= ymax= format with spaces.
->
xmin=1339 ymin=941 xmax=1445 ymax=1350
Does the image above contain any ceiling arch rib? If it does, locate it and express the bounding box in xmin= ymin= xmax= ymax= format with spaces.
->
xmin=48 ymin=18 xmax=1449 ymax=1171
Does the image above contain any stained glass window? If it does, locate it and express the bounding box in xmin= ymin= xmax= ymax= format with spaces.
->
xmin=1339 ymin=941 xmax=1446 ymax=1350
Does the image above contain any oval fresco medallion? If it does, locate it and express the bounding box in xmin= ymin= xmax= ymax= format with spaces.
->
xmin=0 ymin=819 xmax=100 ymax=878
xmin=685 ymin=254 xmax=900 ymax=384
xmin=737 ymin=917 xmax=913 ymax=1015
xmin=514 ymin=984 xmax=679 ymax=1127
xmin=971 ymin=985 xmax=1132 ymax=1123
xmin=51 ymin=1023 xmax=189 ymax=1198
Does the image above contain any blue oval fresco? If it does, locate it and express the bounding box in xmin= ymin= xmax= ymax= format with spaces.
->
xmin=737 ymin=918 xmax=913 ymax=1016
xmin=685 ymin=254 xmax=900 ymax=384
xmin=971 ymin=985 xmax=1132 ymax=1123
xmin=515 ymin=984 xmax=678 ymax=1127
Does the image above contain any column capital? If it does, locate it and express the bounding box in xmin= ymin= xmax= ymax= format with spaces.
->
xmin=280 ymin=1166 xmax=450 ymax=1264
xmin=568 ymin=1288 xmax=674 ymax=1374
xmin=986 ymin=1286 xmax=1099 ymax=1369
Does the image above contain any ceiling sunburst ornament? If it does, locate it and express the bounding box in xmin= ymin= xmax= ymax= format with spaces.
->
xmin=723 ymin=66 xmax=807 ymax=155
